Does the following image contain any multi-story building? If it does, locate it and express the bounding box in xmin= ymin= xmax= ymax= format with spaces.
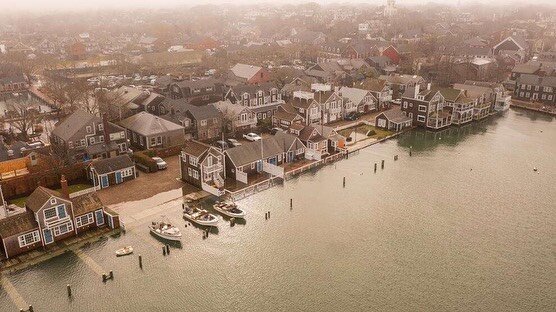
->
xmin=339 ymin=86 xmax=378 ymax=115
xmin=168 ymin=78 xmax=225 ymax=105
xmin=513 ymin=74 xmax=556 ymax=105
xmin=400 ymin=85 xmax=452 ymax=130
xmin=224 ymin=82 xmax=284 ymax=121
xmin=288 ymin=91 xmax=321 ymax=125
xmin=180 ymin=140 xmax=225 ymax=196
xmin=51 ymin=110 xmax=128 ymax=162
xmin=212 ymin=100 xmax=257 ymax=133
xmin=118 ymin=111 xmax=186 ymax=150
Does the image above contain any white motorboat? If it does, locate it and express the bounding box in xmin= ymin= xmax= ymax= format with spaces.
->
xmin=115 ymin=246 xmax=134 ymax=257
xmin=149 ymin=221 xmax=182 ymax=241
xmin=213 ymin=201 xmax=246 ymax=218
xmin=183 ymin=206 xmax=219 ymax=226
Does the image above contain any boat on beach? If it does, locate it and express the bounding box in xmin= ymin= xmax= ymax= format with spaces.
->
xmin=183 ymin=205 xmax=219 ymax=226
xmin=213 ymin=201 xmax=246 ymax=218
xmin=115 ymin=246 xmax=134 ymax=257
xmin=149 ymin=220 xmax=182 ymax=241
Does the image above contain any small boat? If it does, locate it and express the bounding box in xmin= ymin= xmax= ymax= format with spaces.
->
xmin=213 ymin=201 xmax=246 ymax=218
xmin=149 ymin=221 xmax=182 ymax=241
xmin=183 ymin=205 xmax=218 ymax=226
xmin=115 ymin=246 xmax=134 ymax=257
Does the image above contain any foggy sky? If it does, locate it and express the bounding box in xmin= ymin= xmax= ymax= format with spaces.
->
xmin=0 ymin=0 xmax=553 ymax=12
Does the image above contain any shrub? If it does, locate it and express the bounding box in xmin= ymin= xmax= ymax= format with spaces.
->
xmin=366 ymin=130 xmax=376 ymax=137
xmin=133 ymin=151 xmax=158 ymax=173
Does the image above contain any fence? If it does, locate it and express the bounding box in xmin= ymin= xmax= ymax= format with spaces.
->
xmin=284 ymin=151 xmax=346 ymax=181
xmin=225 ymin=177 xmax=282 ymax=202
xmin=69 ymin=185 xmax=100 ymax=198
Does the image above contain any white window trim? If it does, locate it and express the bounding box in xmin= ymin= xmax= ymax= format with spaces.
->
xmin=18 ymin=230 xmax=40 ymax=247
xmin=75 ymin=213 xmax=94 ymax=228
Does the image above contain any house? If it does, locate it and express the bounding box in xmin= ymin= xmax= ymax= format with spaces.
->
xmin=513 ymin=74 xmax=556 ymax=104
xmin=272 ymin=103 xmax=304 ymax=129
xmin=340 ymin=86 xmax=378 ymax=115
xmin=400 ymin=85 xmax=452 ymax=130
xmin=453 ymin=82 xmax=502 ymax=119
xmin=168 ymin=78 xmax=225 ymax=105
xmin=0 ymin=177 xmax=120 ymax=259
xmin=292 ymin=125 xmax=328 ymax=160
xmin=492 ymin=35 xmax=529 ymax=63
xmin=357 ymin=78 xmax=393 ymax=109
xmin=0 ymin=64 xmax=28 ymax=93
xmin=281 ymin=76 xmax=316 ymax=100
xmin=312 ymin=85 xmax=344 ymax=124
xmin=305 ymin=62 xmax=346 ymax=84
xmin=228 ymin=63 xmax=270 ymax=85
xmin=378 ymin=74 xmax=426 ymax=99
xmin=118 ymin=111 xmax=185 ymax=150
xmin=108 ymin=86 xmax=166 ymax=119
xmin=382 ymin=45 xmax=401 ymax=64
xmin=179 ymin=140 xmax=225 ymax=196
xmin=438 ymin=88 xmax=474 ymax=125
xmin=288 ymin=91 xmax=321 ymax=125
xmin=224 ymin=82 xmax=284 ymax=120
xmin=375 ymin=107 xmax=412 ymax=131
xmin=211 ymin=100 xmax=257 ymax=133
xmin=160 ymin=99 xmax=222 ymax=141
xmin=88 ymin=155 xmax=136 ymax=189
xmin=224 ymin=132 xmax=304 ymax=184
xmin=314 ymin=124 xmax=346 ymax=154
xmin=51 ymin=110 xmax=128 ymax=162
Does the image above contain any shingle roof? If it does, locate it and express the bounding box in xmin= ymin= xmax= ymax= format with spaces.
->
xmin=89 ymin=155 xmax=134 ymax=175
xmin=183 ymin=140 xmax=211 ymax=158
xmin=186 ymin=104 xmax=221 ymax=121
xmin=340 ymin=87 xmax=372 ymax=105
xmin=118 ymin=111 xmax=184 ymax=136
xmin=516 ymin=74 xmax=556 ymax=88
xmin=0 ymin=211 xmax=38 ymax=238
xmin=26 ymin=186 xmax=63 ymax=212
xmin=72 ymin=192 xmax=104 ymax=216
xmin=225 ymin=137 xmax=283 ymax=167
xmin=51 ymin=109 xmax=96 ymax=141
xmin=378 ymin=107 xmax=412 ymax=124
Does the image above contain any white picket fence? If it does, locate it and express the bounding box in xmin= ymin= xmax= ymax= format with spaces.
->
xmin=69 ymin=186 xmax=100 ymax=198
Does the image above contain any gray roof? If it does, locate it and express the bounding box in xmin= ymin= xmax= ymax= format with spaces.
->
xmin=225 ymin=136 xmax=283 ymax=167
xmin=340 ymin=87 xmax=373 ymax=105
xmin=118 ymin=111 xmax=184 ymax=136
xmin=378 ymin=107 xmax=412 ymax=124
xmin=186 ymin=104 xmax=221 ymax=121
xmin=51 ymin=109 xmax=96 ymax=141
xmin=26 ymin=186 xmax=63 ymax=213
xmin=89 ymin=154 xmax=135 ymax=175
xmin=516 ymin=74 xmax=556 ymax=88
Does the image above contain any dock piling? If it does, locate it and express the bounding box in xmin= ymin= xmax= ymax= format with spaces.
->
xmin=381 ymin=160 xmax=385 ymax=169
xmin=162 ymin=246 xmax=166 ymax=256
xmin=290 ymin=198 xmax=292 ymax=209
xmin=394 ymin=155 xmax=398 ymax=161
xmin=109 ymin=271 xmax=113 ymax=279
xmin=67 ymin=284 xmax=72 ymax=297
xmin=102 ymin=274 xmax=107 ymax=282
xmin=268 ymin=211 xmax=270 ymax=218
xmin=374 ymin=163 xmax=377 ymax=172
xmin=28 ymin=306 xmax=33 ymax=312
xmin=409 ymin=146 xmax=412 ymax=156
xmin=230 ymin=217 xmax=235 ymax=226
xmin=139 ymin=255 xmax=143 ymax=269
xmin=343 ymin=177 xmax=346 ymax=188
xmin=166 ymin=245 xmax=170 ymax=255
xmin=265 ymin=212 xmax=268 ymax=220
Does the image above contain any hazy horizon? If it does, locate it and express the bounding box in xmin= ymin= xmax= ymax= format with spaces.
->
xmin=1 ymin=0 xmax=555 ymax=13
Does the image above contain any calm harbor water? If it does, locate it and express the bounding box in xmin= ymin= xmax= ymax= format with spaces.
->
xmin=1 ymin=108 xmax=555 ymax=311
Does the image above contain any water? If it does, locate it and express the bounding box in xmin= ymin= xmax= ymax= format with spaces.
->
xmin=1 ymin=109 xmax=555 ymax=312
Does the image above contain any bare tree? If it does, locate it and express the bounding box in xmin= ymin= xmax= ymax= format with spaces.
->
xmin=5 ymin=94 xmax=41 ymax=141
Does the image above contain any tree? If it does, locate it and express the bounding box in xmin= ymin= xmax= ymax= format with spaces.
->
xmin=5 ymin=93 xmax=41 ymax=141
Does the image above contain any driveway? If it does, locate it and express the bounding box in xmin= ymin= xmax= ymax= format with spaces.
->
xmin=96 ymin=155 xmax=197 ymax=206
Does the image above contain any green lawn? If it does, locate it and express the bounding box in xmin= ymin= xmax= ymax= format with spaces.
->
xmin=8 ymin=183 xmax=93 ymax=207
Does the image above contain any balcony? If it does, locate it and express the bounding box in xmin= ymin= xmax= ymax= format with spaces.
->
xmin=203 ymin=163 xmax=223 ymax=173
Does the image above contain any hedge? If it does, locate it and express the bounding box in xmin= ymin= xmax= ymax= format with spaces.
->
xmin=132 ymin=151 xmax=158 ymax=173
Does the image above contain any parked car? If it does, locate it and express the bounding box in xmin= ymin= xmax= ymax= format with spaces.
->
xmin=270 ymin=127 xmax=284 ymax=135
xmin=243 ymin=133 xmax=262 ymax=142
xmin=152 ymin=157 xmax=167 ymax=170
xmin=345 ymin=112 xmax=359 ymax=121
xmin=215 ymin=140 xmax=229 ymax=150
xmin=226 ymin=138 xmax=242 ymax=147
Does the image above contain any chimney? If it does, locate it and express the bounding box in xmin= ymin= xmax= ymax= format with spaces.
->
xmin=102 ymin=113 xmax=110 ymax=145
xmin=414 ymin=84 xmax=420 ymax=98
xmin=60 ymin=175 xmax=69 ymax=199
xmin=427 ymin=83 xmax=431 ymax=91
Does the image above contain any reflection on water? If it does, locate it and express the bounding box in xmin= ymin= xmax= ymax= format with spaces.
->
xmin=1 ymin=110 xmax=555 ymax=312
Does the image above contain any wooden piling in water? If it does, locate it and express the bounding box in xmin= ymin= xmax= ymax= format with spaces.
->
xmin=374 ymin=163 xmax=377 ymax=172
xmin=139 ymin=255 xmax=143 ymax=269
xmin=381 ymin=160 xmax=385 ymax=169
xmin=102 ymin=274 xmax=107 ymax=282
xmin=67 ymin=284 xmax=72 ymax=297
xmin=166 ymin=245 xmax=170 ymax=255
xmin=28 ymin=306 xmax=33 ymax=312
xmin=162 ymin=246 xmax=166 ymax=256
xmin=109 ymin=271 xmax=113 ymax=279
xmin=343 ymin=177 xmax=346 ymax=188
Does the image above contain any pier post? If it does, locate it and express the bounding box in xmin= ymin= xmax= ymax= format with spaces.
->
xmin=102 ymin=274 xmax=107 ymax=282
xmin=230 ymin=217 xmax=235 ymax=226
xmin=374 ymin=163 xmax=377 ymax=172
xmin=205 ymin=229 xmax=209 ymax=237
xmin=28 ymin=306 xmax=33 ymax=312
xmin=67 ymin=284 xmax=72 ymax=297
xmin=166 ymin=245 xmax=170 ymax=255
xmin=268 ymin=211 xmax=270 ymax=218
xmin=381 ymin=160 xmax=385 ymax=169
xmin=109 ymin=271 xmax=114 ymax=279
xmin=139 ymin=255 xmax=143 ymax=269
xmin=394 ymin=155 xmax=398 ymax=161
xmin=343 ymin=177 xmax=346 ymax=188
xmin=265 ymin=212 xmax=268 ymax=220
xmin=290 ymin=198 xmax=292 ymax=209
xmin=162 ymin=246 xmax=166 ymax=256
xmin=409 ymin=146 xmax=412 ymax=156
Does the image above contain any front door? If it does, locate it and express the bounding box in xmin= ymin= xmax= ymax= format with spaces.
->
xmin=269 ymin=157 xmax=277 ymax=165
xmin=43 ymin=229 xmax=53 ymax=245
xmin=115 ymin=171 xmax=122 ymax=184
xmin=101 ymin=175 xmax=109 ymax=188
xmin=256 ymin=160 xmax=263 ymax=172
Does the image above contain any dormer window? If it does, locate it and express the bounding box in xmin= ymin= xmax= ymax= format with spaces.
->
xmin=98 ymin=124 xmax=104 ymax=131
xmin=50 ymin=198 xmax=56 ymax=205
xmin=86 ymin=126 xmax=92 ymax=133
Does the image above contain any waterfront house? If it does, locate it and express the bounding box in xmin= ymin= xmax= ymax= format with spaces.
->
xmin=88 ymin=155 xmax=136 ymax=189
xmin=0 ymin=177 xmax=120 ymax=259
xmin=0 ymin=65 xmax=28 ymax=93
xmin=453 ymin=82 xmax=501 ymax=120
xmin=291 ymin=125 xmax=328 ymax=160
xmin=313 ymin=124 xmax=346 ymax=154
xmin=118 ymin=111 xmax=185 ymax=150
xmin=513 ymin=74 xmax=556 ymax=105
xmin=357 ymin=78 xmax=393 ymax=110
xmin=438 ymin=88 xmax=474 ymax=125
xmin=159 ymin=98 xmax=222 ymax=141
xmin=51 ymin=110 xmax=128 ymax=163
xmin=340 ymin=86 xmax=378 ymax=115
xmin=375 ymin=106 xmax=412 ymax=131
xmin=400 ymin=85 xmax=452 ymax=130
xmin=212 ymin=100 xmax=257 ymax=134
xmin=180 ymin=140 xmax=225 ymax=196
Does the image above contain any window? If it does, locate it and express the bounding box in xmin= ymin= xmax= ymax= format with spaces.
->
xmin=44 ymin=208 xmax=57 ymax=220
xmin=201 ymin=119 xmax=207 ymax=126
xmin=53 ymin=222 xmax=73 ymax=236
xmin=189 ymin=156 xmax=198 ymax=166
xmin=89 ymin=137 xmax=95 ymax=144
xmin=549 ymin=95 xmax=553 ymax=100
xmin=378 ymin=119 xmax=387 ymax=128
xmin=418 ymin=105 xmax=427 ymax=112
xmin=251 ymin=162 xmax=255 ymax=169
xmin=157 ymin=136 xmax=162 ymax=145
xmin=86 ymin=126 xmax=92 ymax=133
xmin=188 ymin=168 xmax=192 ymax=176
xmin=18 ymin=231 xmax=40 ymax=247
xmin=96 ymin=209 xmax=104 ymax=226
xmin=417 ymin=115 xmax=426 ymax=122
xmin=403 ymin=101 xmax=408 ymax=108
xmin=98 ymin=124 xmax=104 ymax=131
xmin=75 ymin=213 xmax=94 ymax=227
xmin=99 ymin=136 xmax=104 ymax=142
xmin=150 ymin=137 xmax=156 ymax=146
xmin=122 ymin=168 xmax=134 ymax=177
xmin=68 ymin=141 xmax=73 ymax=148
xmin=57 ymin=204 xmax=66 ymax=219
xmin=192 ymin=170 xmax=199 ymax=179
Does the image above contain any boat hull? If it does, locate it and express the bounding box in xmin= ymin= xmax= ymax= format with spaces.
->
xmin=213 ymin=205 xmax=246 ymax=218
xmin=149 ymin=229 xmax=182 ymax=242
xmin=183 ymin=214 xmax=219 ymax=226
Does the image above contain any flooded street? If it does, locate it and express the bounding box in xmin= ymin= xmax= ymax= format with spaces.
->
xmin=1 ymin=108 xmax=555 ymax=311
